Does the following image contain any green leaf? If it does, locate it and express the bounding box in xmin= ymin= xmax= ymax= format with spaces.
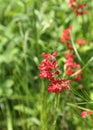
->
xmin=14 ymin=105 xmax=36 ymax=115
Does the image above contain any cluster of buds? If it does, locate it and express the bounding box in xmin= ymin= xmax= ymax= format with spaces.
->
xmin=38 ymin=52 xmax=71 ymax=93
xmin=69 ymin=0 xmax=88 ymax=16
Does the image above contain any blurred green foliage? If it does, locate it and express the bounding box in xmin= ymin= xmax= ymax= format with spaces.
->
xmin=0 ymin=0 xmax=93 ymax=130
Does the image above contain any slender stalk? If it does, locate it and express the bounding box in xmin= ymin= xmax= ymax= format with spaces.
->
xmin=33 ymin=1 xmax=39 ymax=56
xmin=40 ymin=80 xmax=48 ymax=130
xmin=71 ymin=56 xmax=93 ymax=77
xmin=53 ymin=93 xmax=61 ymax=129
xmin=67 ymin=102 xmax=93 ymax=112
xmin=5 ymin=100 xmax=13 ymax=130
xmin=70 ymin=32 xmax=84 ymax=64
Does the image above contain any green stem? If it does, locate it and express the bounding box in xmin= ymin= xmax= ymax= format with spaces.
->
xmin=71 ymin=56 xmax=93 ymax=77
xmin=53 ymin=93 xmax=61 ymax=129
xmin=5 ymin=100 xmax=13 ymax=130
xmin=33 ymin=1 xmax=39 ymax=56
xmin=40 ymin=80 xmax=48 ymax=130
xmin=67 ymin=102 xmax=93 ymax=112
xmin=70 ymin=32 xmax=84 ymax=64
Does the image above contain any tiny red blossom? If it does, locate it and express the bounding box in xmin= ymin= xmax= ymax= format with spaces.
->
xmin=74 ymin=74 xmax=82 ymax=81
xmin=77 ymin=3 xmax=87 ymax=9
xmin=48 ymin=78 xmax=71 ymax=93
xmin=81 ymin=110 xmax=92 ymax=118
xmin=69 ymin=0 xmax=76 ymax=5
xmin=64 ymin=51 xmax=82 ymax=81
xmin=69 ymin=0 xmax=88 ymax=16
xmin=60 ymin=26 xmax=72 ymax=43
xmin=81 ymin=111 xmax=87 ymax=118
xmin=77 ymin=39 xmax=86 ymax=45
xmin=65 ymin=52 xmax=73 ymax=59
xmin=84 ymin=10 xmax=88 ymax=15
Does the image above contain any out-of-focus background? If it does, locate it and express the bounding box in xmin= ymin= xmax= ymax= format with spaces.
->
xmin=0 ymin=0 xmax=93 ymax=130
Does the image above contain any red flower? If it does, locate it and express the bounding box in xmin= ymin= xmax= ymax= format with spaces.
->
xmin=38 ymin=52 xmax=59 ymax=80
xmin=73 ymin=62 xmax=81 ymax=68
xmin=74 ymin=74 xmax=82 ymax=81
xmin=69 ymin=0 xmax=88 ymax=16
xmin=64 ymin=52 xmax=82 ymax=81
xmin=38 ymin=52 xmax=72 ymax=94
xmin=48 ymin=78 xmax=71 ymax=93
xmin=75 ymin=10 xmax=88 ymax=16
xmin=42 ymin=51 xmax=58 ymax=60
xmin=84 ymin=10 xmax=88 ymax=15
xmin=69 ymin=0 xmax=76 ymax=5
xmin=71 ymin=4 xmax=77 ymax=10
xmin=60 ymin=26 xmax=72 ymax=43
xmin=81 ymin=110 xmax=92 ymax=118
xmin=66 ymin=69 xmax=75 ymax=75
xmin=81 ymin=111 xmax=87 ymax=118
xmin=65 ymin=52 xmax=73 ymax=58
xmin=77 ymin=3 xmax=87 ymax=9
xmin=74 ymin=70 xmax=82 ymax=81
xmin=77 ymin=39 xmax=86 ymax=45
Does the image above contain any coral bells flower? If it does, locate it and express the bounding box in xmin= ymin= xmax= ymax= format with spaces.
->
xmin=48 ymin=78 xmax=71 ymax=93
xmin=60 ymin=26 xmax=72 ymax=43
xmin=74 ymin=74 xmax=82 ymax=81
xmin=77 ymin=39 xmax=86 ymax=45
xmin=69 ymin=0 xmax=88 ymax=16
xmin=74 ymin=70 xmax=82 ymax=81
xmin=38 ymin=52 xmax=59 ymax=80
xmin=81 ymin=111 xmax=87 ymax=118
xmin=65 ymin=52 xmax=81 ymax=73
xmin=38 ymin=52 xmax=71 ymax=94
xmin=69 ymin=0 xmax=76 ymax=5
xmin=65 ymin=52 xmax=73 ymax=59
xmin=66 ymin=69 xmax=75 ymax=75
xmin=60 ymin=27 xmax=75 ymax=55
xmin=64 ymin=52 xmax=82 ymax=81
xmin=81 ymin=110 xmax=92 ymax=118
xmin=75 ymin=3 xmax=88 ymax=16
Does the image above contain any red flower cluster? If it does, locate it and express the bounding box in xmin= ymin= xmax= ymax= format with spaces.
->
xmin=38 ymin=52 xmax=59 ymax=81
xmin=60 ymin=26 xmax=74 ymax=52
xmin=38 ymin=52 xmax=71 ymax=93
xmin=48 ymin=78 xmax=71 ymax=93
xmin=81 ymin=110 xmax=92 ymax=118
xmin=69 ymin=0 xmax=88 ymax=16
xmin=60 ymin=27 xmax=83 ymax=82
xmin=65 ymin=52 xmax=82 ymax=81
xmin=60 ymin=26 xmax=72 ymax=43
